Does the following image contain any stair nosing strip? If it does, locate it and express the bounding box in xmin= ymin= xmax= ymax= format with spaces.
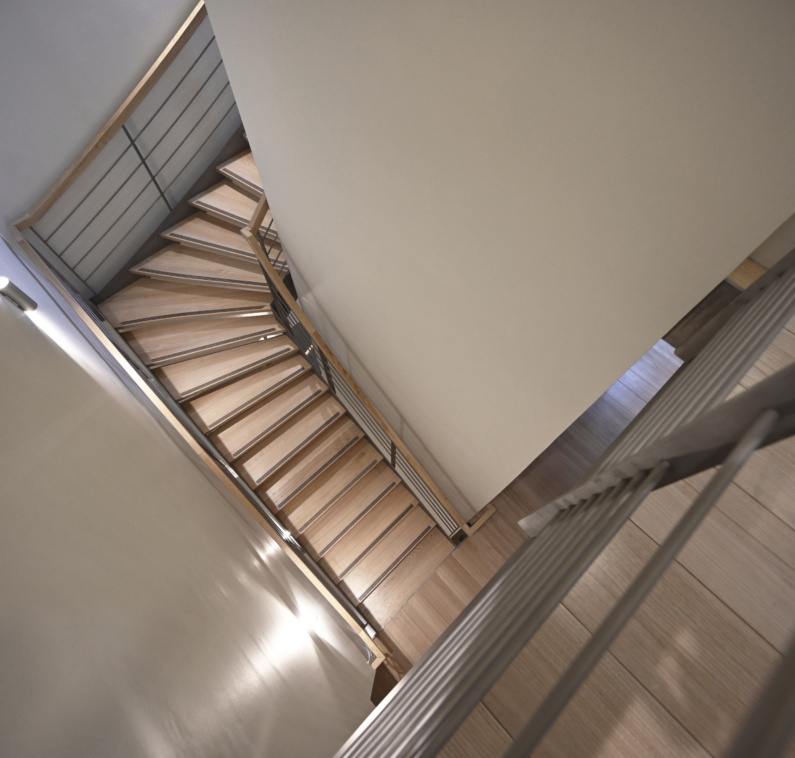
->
xmin=318 ymin=481 xmax=399 ymax=557
xmin=336 ymin=500 xmax=416 ymax=580
xmin=355 ymin=524 xmax=433 ymax=602
xmin=136 ymin=267 xmax=267 ymax=288
xmin=180 ymin=346 xmax=294 ymax=397
xmin=268 ymin=433 xmax=362 ymax=504
xmin=253 ymin=412 xmax=343 ymax=485
xmin=219 ymin=168 xmax=263 ymax=194
xmin=192 ymin=199 xmax=249 ymax=226
xmin=193 ymin=199 xmax=275 ymax=234
xmin=228 ymin=389 xmax=325 ymax=459
xmin=147 ymin=328 xmax=277 ymax=364
xmin=297 ymin=459 xmax=380 ymax=532
xmin=120 ymin=303 xmax=264 ymax=327
xmin=205 ymin=365 xmax=307 ymax=430
xmin=165 ymin=232 xmax=255 ymax=259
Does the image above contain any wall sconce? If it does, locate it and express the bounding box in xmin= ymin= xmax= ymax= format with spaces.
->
xmin=0 ymin=277 xmax=37 ymax=312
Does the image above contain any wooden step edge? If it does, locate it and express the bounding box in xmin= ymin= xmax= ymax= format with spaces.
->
xmin=214 ymin=386 xmax=328 ymax=461
xmin=241 ymin=411 xmax=350 ymax=488
xmin=143 ymin=325 xmax=285 ymax=369
xmin=360 ymin=528 xmax=455 ymax=632
xmin=129 ymin=261 xmax=269 ymax=293
xmin=341 ymin=521 xmax=434 ymax=605
xmin=336 ymin=500 xmax=417 ymax=582
xmin=111 ymin=305 xmax=273 ymax=333
xmin=163 ymin=343 xmax=298 ymax=401
xmin=320 ymin=498 xmax=416 ymax=583
xmin=186 ymin=359 xmax=311 ymax=433
xmin=189 ymin=188 xmax=275 ymax=236
xmin=256 ymin=425 xmax=363 ymax=503
xmin=161 ymin=218 xmax=258 ymax=263
xmin=217 ymin=163 xmax=264 ymax=196
xmin=316 ymin=481 xmax=401 ymax=556
xmin=295 ymin=460 xmax=382 ymax=532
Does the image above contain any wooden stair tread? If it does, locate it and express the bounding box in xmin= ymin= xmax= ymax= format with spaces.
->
xmin=279 ymin=440 xmax=382 ymax=531
xmin=130 ymin=245 xmax=267 ymax=291
xmin=210 ymin=374 xmax=328 ymax=460
xmin=161 ymin=212 xmax=261 ymax=262
xmin=320 ymin=485 xmax=418 ymax=581
xmin=189 ymin=180 xmax=276 ymax=235
xmin=338 ymin=505 xmax=434 ymax=603
xmin=236 ymin=396 xmax=347 ymax=487
xmin=99 ymin=278 xmax=270 ymax=332
xmin=125 ymin=314 xmax=282 ymax=367
xmin=298 ymin=462 xmax=401 ymax=556
xmin=361 ymin=528 xmax=456 ymax=630
xmin=255 ymin=417 xmax=364 ymax=503
xmin=154 ymin=336 xmax=297 ymax=400
xmin=183 ymin=355 xmax=311 ymax=433
xmin=217 ymin=150 xmax=264 ymax=195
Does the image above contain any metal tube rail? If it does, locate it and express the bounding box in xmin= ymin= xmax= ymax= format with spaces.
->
xmin=332 ymin=464 xmax=668 ymax=758
xmin=241 ymin=226 xmax=471 ymax=538
xmin=596 ymin=265 xmax=795 ymax=474
xmin=502 ymin=409 xmax=778 ymax=758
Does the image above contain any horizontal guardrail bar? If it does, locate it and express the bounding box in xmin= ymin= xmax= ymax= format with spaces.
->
xmin=333 ymin=464 xmax=668 ymax=758
xmin=503 ymin=410 xmax=778 ymax=757
xmin=540 ymin=360 xmax=795 ymax=512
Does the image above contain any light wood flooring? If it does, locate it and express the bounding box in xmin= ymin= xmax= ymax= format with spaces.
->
xmin=374 ymin=323 xmax=795 ymax=758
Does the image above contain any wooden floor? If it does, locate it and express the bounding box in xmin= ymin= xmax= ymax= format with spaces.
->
xmin=373 ymin=325 xmax=795 ymax=758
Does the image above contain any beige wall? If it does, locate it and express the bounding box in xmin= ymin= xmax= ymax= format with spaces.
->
xmin=0 ymin=240 xmax=373 ymax=757
xmin=0 ymin=0 xmax=195 ymax=229
xmin=208 ymin=0 xmax=795 ymax=515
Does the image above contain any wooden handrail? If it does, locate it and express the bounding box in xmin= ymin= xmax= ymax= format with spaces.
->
xmin=14 ymin=1 xmax=208 ymax=231
xmin=247 ymin=194 xmax=271 ymax=235
xmin=11 ymin=225 xmax=387 ymax=669
xmin=241 ymin=226 xmax=469 ymax=534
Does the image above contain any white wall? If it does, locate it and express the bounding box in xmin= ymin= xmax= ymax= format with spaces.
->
xmin=0 ymin=239 xmax=374 ymax=757
xmin=0 ymin=0 xmax=198 ymax=229
xmin=207 ymin=0 xmax=795 ymax=515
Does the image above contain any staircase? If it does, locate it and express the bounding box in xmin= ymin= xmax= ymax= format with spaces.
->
xmin=98 ymin=149 xmax=452 ymax=631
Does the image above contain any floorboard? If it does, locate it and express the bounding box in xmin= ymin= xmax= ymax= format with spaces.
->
xmin=371 ymin=334 xmax=795 ymax=757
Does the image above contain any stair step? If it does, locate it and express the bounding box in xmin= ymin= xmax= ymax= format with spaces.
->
xmin=297 ymin=462 xmax=401 ymax=557
xmin=320 ymin=485 xmax=418 ymax=581
xmin=189 ymin=181 xmax=276 ymax=236
xmin=154 ymin=335 xmax=298 ymax=400
xmin=217 ymin=150 xmax=264 ymax=195
xmin=210 ymin=374 xmax=328 ymax=460
xmin=161 ymin=213 xmax=259 ymax=262
xmin=279 ymin=440 xmax=382 ymax=530
xmin=338 ymin=505 xmax=434 ymax=603
xmin=255 ymin=417 xmax=364 ymax=503
xmin=236 ymin=395 xmax=347 ymax=487
xmin=360 ymin=527 xmax=455 ymax=630
xmin=183 ymin=355 xmax=311 ymax=433
xmin=99 ymin=279 xmax=270 ymax=332
xmin=125 ymin=314 xmax=282 ymax=367
xmin=130 ymin=245 xmax=267 ymax=291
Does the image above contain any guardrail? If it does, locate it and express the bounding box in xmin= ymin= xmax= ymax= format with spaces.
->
xmin=14 ymin=1 xmax=240 ymax=298
xmin=241 ymin=197 xmax=470 ymax=539
xmin=10 ymin=228 xmax=386 ymax=671
xmin=331 ymin=248 xmax=795 ymax=757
